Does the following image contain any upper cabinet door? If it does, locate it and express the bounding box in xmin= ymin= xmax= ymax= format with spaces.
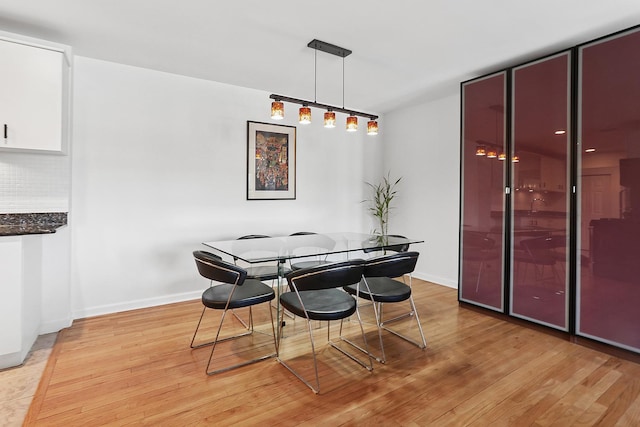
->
xmin=510 ymin=52 xmax=571 ymax=330
xmin=0 ymin=37 xmax=69 ymax=154
xmin=459 ymin=71 xmax=507 ymax=312
xmin=577 ymin=28 xmax=640 ymax=352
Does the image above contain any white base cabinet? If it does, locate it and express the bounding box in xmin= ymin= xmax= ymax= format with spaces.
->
xmin=0 ymin=235 xmax=42 ymax=369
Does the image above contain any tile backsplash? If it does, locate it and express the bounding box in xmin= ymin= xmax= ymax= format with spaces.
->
xmin=0 ymin=151 xmax=70 ymax=213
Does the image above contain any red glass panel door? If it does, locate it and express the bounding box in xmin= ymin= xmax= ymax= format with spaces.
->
xmin=460 ymin=72 xmax=506 ymax=311
xmin=578 ymin=28 xmax=640 ymax=352
xmin=510 ymin=52 xmax=571 ymax=330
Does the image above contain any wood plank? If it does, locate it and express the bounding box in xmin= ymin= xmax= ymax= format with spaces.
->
xmin=24 ymin=279 xmax=640 ymax=425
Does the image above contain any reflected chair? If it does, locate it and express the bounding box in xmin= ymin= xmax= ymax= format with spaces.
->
xmin=278 ymin=259 xmax=373 ymax=394
xmin=289 ymin=232 xmax=332 ymax=271
xmin=462 ymin=231 xmax=498 ymax=292
xmin=343 ymin=251 xmax=426 ymax=363
xmin=191 ymin=250 xmax=277 ymax=375
xmin=515 ymin=235 xmax=565 ymax=286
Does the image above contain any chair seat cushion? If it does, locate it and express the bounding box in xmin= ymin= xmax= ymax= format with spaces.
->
xmin=280 ymin=289 xmax=356 ymax=321
xmin=245 ymin=265 xmax=291 ymax=281
xmin=290 ymin=260 xmax=331 ymax=271
xmin=344 ymin=277 xmax=411 ymax=303
xmin=202 ymin=279 xmax=275 ymax=310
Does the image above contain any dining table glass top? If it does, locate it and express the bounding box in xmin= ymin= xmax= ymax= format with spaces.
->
xmin=202 ymin=232 xmax=424 ymax=264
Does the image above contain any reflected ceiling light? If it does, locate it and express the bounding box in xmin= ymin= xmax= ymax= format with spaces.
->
xmin=585 ymin=148 xmax=596 ymax=153
xmin=554 ymin=130 xmax=566 ymax=135
xmin=498 ymin=152 xmax=506 ymax=161
xmin=299 ymin=105 xmax=311 ymax=124
xmin=476 ymin=145 xmax=487 ymax=156
xmin=486 ymin=147 xmax=498 ymax=158
xmin=512 ymin=154 xmax=520 ymax=163
xmin=271 ymin=100 xmax=284 ymax=120
xmin=324 ymin=110 xmax=336 ymax=128
xmin=269 ymin=39 xmax=378 ymax=134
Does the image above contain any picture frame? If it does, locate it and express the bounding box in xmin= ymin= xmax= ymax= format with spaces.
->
xmin=247 ymin=121 xmax=296 ymax=200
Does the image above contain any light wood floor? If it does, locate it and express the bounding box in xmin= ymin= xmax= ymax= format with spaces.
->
xmin=25 ymin=279 xmax=640 ymax=426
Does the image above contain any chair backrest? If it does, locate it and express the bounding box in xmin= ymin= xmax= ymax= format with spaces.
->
xmin=363 ymin=234 xmax=410 ymax=253
xmin=463 ymin=231 xmax=495 ymax=250
xmin=286 ymin=259 xmax=365 ymax=291
xmin=521 ymin=235 xmax=566 ymax=252
xmin=364 ymin=251 xmax=419 ymax=278
xmin=193 ymin=250 xmax=247 ymax=285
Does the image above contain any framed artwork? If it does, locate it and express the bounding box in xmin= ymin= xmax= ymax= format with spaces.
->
xmin=247 ymin=121 xmax=296 ymax=200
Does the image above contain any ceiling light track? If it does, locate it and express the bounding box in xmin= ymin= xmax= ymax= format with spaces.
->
xmin=269 ymin=94 xmax=378 ymax=121
xmin=269 ymin=39 xmax=379 ymax=135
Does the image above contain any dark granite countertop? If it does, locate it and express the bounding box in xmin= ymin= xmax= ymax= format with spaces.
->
xmin=0 ymin=212 xmax=67 ymax=236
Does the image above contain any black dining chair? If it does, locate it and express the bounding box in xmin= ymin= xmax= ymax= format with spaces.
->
xmin=191 ymin=250 xmax=277 ymax=375
xmin=343 ymin=251 xmax=426 ymax=363
xmin=277 ymin=259 xmax=373 ymax=394
xmin=288 ymin=232 xmax=333 ymax=271
xmin=235 ymin=235 xmax=291 ymax=281
xmin=363 ymin=234 xmax=411 ymax=256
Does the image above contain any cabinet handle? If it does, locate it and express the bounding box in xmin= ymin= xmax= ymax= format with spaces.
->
xmin=3 ymin=124 xmax=6 ymax=139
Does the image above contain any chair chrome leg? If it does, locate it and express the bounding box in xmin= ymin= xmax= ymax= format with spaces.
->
xmin=340 ymin=298 xmax=387 ymax=364
xmin=331 ymin=310 xmax=373 ymax=371
xmin=205 ymin=303 xmax=277 ymax=375
xmin=277 ymin=316 xmax=321 ymax=394
xmin=379 ymin=296 xmax=427 ymax=349
xmin=191 ymin=307 xmax=254 ymax=350
xmin=278 ymin=314 xmax=373 ymax=394
xmin=190 ymin=306 xmax=207 ymax=349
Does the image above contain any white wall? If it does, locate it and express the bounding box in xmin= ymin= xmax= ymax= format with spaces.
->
xmin=382 ymin=90 xmax=461 ymax=287
xmin=71 ymin=57 xmax=378 ymax=318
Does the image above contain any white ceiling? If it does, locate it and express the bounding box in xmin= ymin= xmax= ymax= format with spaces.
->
xmin=1 ymin=1 xmax=640 ymax=115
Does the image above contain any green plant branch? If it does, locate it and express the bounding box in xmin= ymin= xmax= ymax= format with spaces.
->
xmin=364 ymin=172 xmax=402 ymax=237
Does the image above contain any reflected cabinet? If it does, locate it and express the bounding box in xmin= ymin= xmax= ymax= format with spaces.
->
xmin=460 ymin=26 xmax=640 ymax=354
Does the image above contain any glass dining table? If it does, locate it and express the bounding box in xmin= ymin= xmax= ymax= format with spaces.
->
xmin=202 ymin=232 xmax=424 ymax=329
xmin=202 ymin=232 xmax=423 ymax=271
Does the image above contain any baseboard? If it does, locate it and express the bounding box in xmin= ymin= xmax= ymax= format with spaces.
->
xmin=413 ymin=271 xmax=457 ymax=289
xmin=0 ymin=351 xmax=23 ymax=370
xmin=72 ymin=290 xmax=202 ymax=320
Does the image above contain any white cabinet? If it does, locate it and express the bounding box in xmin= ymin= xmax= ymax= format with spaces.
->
xmin=0 ymin=235 xmax=42 ymax=369
xmin=541 ymin=156 xmax=566 ymax=192
xmin=0 ymin=33 xmax=71 ymax=154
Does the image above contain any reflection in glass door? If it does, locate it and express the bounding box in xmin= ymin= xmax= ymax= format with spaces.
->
xmin=459 ymin=72 xmax=506 ymax=311
xmin=578 ymin=28 xmax=640 ymax=352
xmin=510 ymin=52 xmax=571 ymax=330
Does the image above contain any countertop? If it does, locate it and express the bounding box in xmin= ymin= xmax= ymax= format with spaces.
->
xmin=0 ymin=212 xmax=67 ymax=236
xmin=491 ymin=210 xmax=567 ymax=218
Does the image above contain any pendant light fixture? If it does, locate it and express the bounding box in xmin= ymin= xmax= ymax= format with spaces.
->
xmin=476 ymin=145 xmax=487 ymax=156
xmin=486 ymin=147 xmax=497 ymax=158
xmin=324 ymin=110 xmax=336 ymax=128
xmin=271 ymin=100 xmax=284 ymax=120
xmin=269 ymin=39 xmax=378 ymax=134
xmin=299 ymin=105 xmax=311 ymax=124
xmin=346 ymin=115 xmax=358 ymax=132
xmin=367 ymin=120 xmax=378 ymax=135
xmin=498 ymin=152 xmax=506 ymax=161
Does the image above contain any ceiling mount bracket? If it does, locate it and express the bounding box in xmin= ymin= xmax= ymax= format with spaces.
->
xmin=307 ymin=39 xmax=352 ymax=58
